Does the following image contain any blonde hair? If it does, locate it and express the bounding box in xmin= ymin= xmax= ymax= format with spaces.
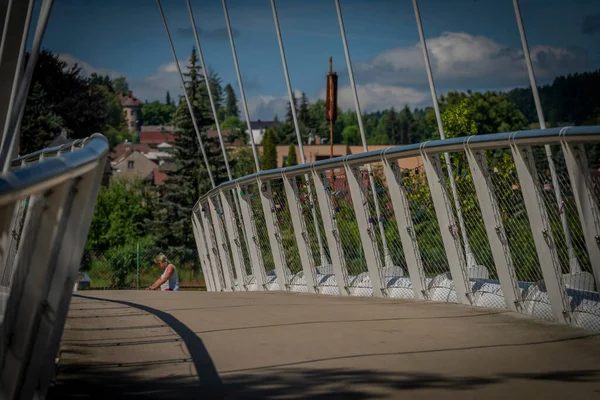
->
xmin=154 ymin=254 xmax=168 ymax=265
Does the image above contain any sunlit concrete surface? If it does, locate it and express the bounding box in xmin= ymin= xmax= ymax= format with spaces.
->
xmin=49 ymin=291 xmax=600 ymax=399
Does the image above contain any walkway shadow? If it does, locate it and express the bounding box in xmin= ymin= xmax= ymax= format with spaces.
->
xmin=65 ymin=294 xmax=224 ymax=398
xmin=48 ymin=362 xmax=600 ymax=399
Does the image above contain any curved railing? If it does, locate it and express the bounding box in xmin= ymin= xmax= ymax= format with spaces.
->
xmin=0 ymin=134 xmax=109 ymax=399
xmin=193 ymin=126 xmax=600 ymax=332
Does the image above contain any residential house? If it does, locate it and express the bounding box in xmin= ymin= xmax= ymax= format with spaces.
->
xmin=140 ymin=125 xmax=177 ymax=148
xmin=250 ymin=120 xmax=281 ymax=145
xmin=112 ymin=151 xmax=157 ymax=182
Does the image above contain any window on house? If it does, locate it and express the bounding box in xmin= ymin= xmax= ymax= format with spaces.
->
xmin=128 ymin=160 xmax=134 ymax=169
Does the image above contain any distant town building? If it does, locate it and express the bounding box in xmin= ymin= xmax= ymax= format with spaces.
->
xmin=111 ymin=150 xmax=157 ymax=182
xmin=119 ymin=91 xmax=142 ymax=133
xmin=139 ymin=125 xmax=177 ymax=147
xmin=250 ymin=120 xmax=281 ymax=145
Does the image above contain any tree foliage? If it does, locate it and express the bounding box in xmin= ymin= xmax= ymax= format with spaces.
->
xmin=141 ymin=100 xmax=176 ymax=125
xmin=86 ymin=178 xmax=152 ymax=254
xmin=261 ymin=128 xmax=278 ymax=170
xmin=286 ymin=144 xmax=298 ymax=167
xmin=223 ymin=83 xmax=239 ymax=119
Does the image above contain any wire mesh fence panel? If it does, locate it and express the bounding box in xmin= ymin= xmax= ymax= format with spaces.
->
xmin=368 ymin=161 xmax=414 ymax=298
xmin=326 ymin=168 xmax=368 ymax=282
xmin=80 ymin=245 xmax=205 ymax=290
xmin=225 ymin=190 xmax=253 ymax=279
xmin=532 ymin=145 xmax=599 ymax=330
xmin=300 ymin=175 xmax=331 ymax=275
xmin=269 ymin=178 xmax=302 ymax=276
xmin=442 ymin=151 xmax=505 ymax=309
xmin=211 ymin=194 xmax=238 ymax=283
xmin=200 ymin=207 xmax=229 ymax=289
xmin=486 ymin=150 xmax=552 ymax=320
xmin=400 ymin=164 xmax=450 ymax=279
xmin=247 ymin=182 xmax=276 ymax=276
xmin=368 ymin=163 xmax=408 ymax=274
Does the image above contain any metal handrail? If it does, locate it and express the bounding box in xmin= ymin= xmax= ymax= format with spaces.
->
xmin=10 ymin=138 xmax=88 ymax=167
xmin=195 ymin=125 xmax=600 ymax=209
xmin=0 ymin=134 xmax=108 ymax=207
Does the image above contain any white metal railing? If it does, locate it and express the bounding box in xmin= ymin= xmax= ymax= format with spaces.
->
xmin=193 ymin=126 xmax=600 ymax=332
xmin=0 ymin=133 xmax=109 ymax=399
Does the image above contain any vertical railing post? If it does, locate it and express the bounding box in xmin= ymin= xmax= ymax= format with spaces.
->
xmin=208 ymin=195 xmax=235 ymax=291
xmin=282 ymin=174 xmax=317 ymax=293
xmin=311 ymin=168 xmax=348 ymax=295
xmin=192 ymin=212 xmax=215 ymax=292
xmin=258 ymin=178 xmax=288 ymax=291
xmin=220 ymin=189 xmax=248 ymax=290
xmin=465 ymin=146 xmax=521 ymax=311
xmin=199 ymin=203 xmax=224 ymax=292
xmin=237 ymin=184 xmax=266 ymax=290
xmin=344 ymin=161 xmax=385 ymax=297
xmin=560 ymin=139 xmax=600 ymax=287
xmin=381 ymin=154 xmax=428 ymax=299
xmin=0 ymin=180 xmax=73 ymax=399
xmin=421 ymin=150 xmax=472 ymax=305
xmin=510 ymin=141 xmax=570 ymax=324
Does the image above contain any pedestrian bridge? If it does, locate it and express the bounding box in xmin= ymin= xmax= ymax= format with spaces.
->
xmin=1 ymin=127 xmax=600 ymax=399
xmin=2 ymin=0 xmax=600 ymax=398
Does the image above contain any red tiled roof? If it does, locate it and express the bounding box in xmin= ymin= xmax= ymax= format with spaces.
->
xmin=153 ymin=168 xmax=169 ymax=186
xmin=110 ymin=143 xmax=151 ymax=160
xmin=140 ymin=131 xmax=177 ymax=145
xmin=119 ymin=92 xmax=142 ymax=107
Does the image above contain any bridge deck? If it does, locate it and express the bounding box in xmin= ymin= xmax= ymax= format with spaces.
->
xmin=49 ymin=291 xmax=600 ymax=399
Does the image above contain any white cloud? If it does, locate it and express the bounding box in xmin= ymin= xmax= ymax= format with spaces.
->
xmin=246 ymin=94 xmax=288 ymax=121
xmin=353 ymin=32 xmax=588 ymax=89
xmin=130 ymin=62 xmax=185 ymax=103
xmin=318 ymin=83 xmax=430 ymax=114
xmin=58 ymin=53 xmax=123 ymax=79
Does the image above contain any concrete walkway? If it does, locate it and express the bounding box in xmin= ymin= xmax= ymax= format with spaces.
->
xmin=49 ymin=291 xmax=600 ymax=399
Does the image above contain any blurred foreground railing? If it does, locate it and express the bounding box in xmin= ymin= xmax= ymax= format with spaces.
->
xmin=0 ymin=134 xmax=109 ymax=399
xmin=194 ymin=126 xmax=600 ymax=332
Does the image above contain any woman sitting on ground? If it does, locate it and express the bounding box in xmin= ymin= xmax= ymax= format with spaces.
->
xmin=147 ymin=254 xmax=180 ymax=291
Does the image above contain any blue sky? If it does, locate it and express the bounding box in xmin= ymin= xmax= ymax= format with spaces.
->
xmin=31 ymin=0 xmax=600 ymax=120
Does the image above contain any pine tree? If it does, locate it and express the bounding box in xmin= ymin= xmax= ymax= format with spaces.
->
xmin=150 ymin=48 xmax=227 ymax=253
xmin=298 ymin=92 xmax=311 ymax=126
xmin=224 ymin=83 xmax=239 ymax=118
xmin=285 ymin=92 xmax=298 ymax=123
xmin=286 ymin=144 xmax=298 ymax=166
xmin=208 ymin=71 xmax=224 ymax=121
xmin=261 ymin=128 xmax=278 ymax=170
xmin=166 ymin=91 xmax=172 ymax=105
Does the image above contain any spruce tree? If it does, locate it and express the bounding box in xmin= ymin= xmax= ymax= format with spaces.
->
xmin=298 ymin=92 xmax=311 ymax=126
xmin=224 ymin=83 xmax=239 ymax=118
xmin=150 ymin=48 xmax=227 ymax=253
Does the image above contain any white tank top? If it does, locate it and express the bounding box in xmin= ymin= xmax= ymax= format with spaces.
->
xmin=160 ymin=264 xmax=179 ymax=291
